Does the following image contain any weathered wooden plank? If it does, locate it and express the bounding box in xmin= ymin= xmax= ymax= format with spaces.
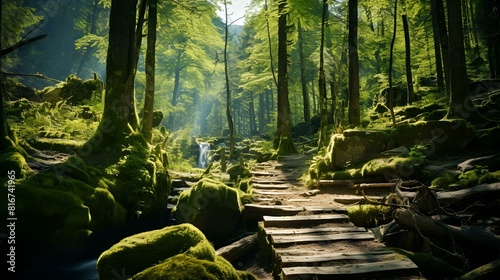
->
xmin=287 ymin=198 xmax=312 ymax=202
xmin=263 ymin=214 xmax=349 ymax=227
xmin=216 ymin=233 xmax=258 ymax=263
xmin=243 ymin=204 xmax=304 ymax=220
xmin=271 ymin=232 xmax=374 ymax=244
xmin=251 ymin=171 xmax=276 ymax=176
xmin=282 ymin=259 xmax=419 ymax=279
xmin=253 ymin=189 xmax=296 ymax=195
xmin=252 ymin=179 xmax=289 ymax=184
xmin=280 ymin=251 xmax=398 ymax=267
xmin=333 ymin=195 xmax=384 ymax=205
xmin=266 ymin=226 xmax=366 ymax=235
xmin=252 ymin=183 xmax=290 ymax=190
xmin=303 ymin=206 xmax=348 ymax=214
xmin=318 ymin=178 xmax=384 ymax=187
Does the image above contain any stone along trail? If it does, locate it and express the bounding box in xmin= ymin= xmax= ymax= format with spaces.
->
xmin=243 ymin=154 xmax=423 ymax=280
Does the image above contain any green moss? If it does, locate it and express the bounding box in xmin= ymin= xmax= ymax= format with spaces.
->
xmin=478 ymin=170 xmax=500 ymax=185
xmin=347 ymin=204 xmax=393 ymax=228
xmin=431 ymin=175 xmax=456 ymax=189
xmin=97 ymin=224 xmax=215 ymax=280
xmin=0 ymin=151 xmax=32 ymax=178
xmin=132 ymin=254 xmax=256 ymax=280
xmin=361 ymin=156 xmax=425 ymax=178
xmin=173 ymin=178 xmax=243 ymax=220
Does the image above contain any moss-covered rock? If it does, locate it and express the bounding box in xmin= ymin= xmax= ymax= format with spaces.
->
xmin=361 ymin=155 xmax=426 ymax=179
xmin=0 ymin=151 xmax=32 ymax=178
xmin=324 ymin=130 xmax=393 ymax=170
xmin=348 ymin=204 xmax=393 ymax=228
xmin=393 ymin=120 xmax=476 ymax=158
xmin=132 ymin=254 xmax=257 ymax=280
xmin=40 ymin=75 xmax=103 ymax=105
xmin=96 ymin=223 xmax=215 ymax=280
xmin=172 ymin=178 xmax=243 ymax=237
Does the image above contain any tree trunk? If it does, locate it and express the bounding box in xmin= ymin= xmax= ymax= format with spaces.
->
xmin=298 ymin=20 xmax=310 ymax=123
xmin=430 ymin=0 xmax=445 ymax=91
xmin=435 ymin=0 xmax=452 ymax=93
xmin=388 ymin=0 xmax=397 ymax=126
xmin=142 ymin=0 xmax=157 ymax=143
xmin=168 ymin=52 xmax=182 ymax=131
xmin=402 ymin=14 xmax=414 ymax=105
xmin=318 ymin=0 xmax=329 ymax=148
xmin=446 ymin=0 xmax=474 ymax=119
xmin=265 ymin=0 xmax=278 ymax=88
xmin=276 ymin=0 xmax=296 ymax=154
xmin=224 ymin=0 xmax=235 ymax=159
xmin=258 ymin=91 xmax=265 ymax=135
xmin=348 ymin=0 xmax=360 ymax=126
xmin=86 ymin=0 xmax=138 ymax=149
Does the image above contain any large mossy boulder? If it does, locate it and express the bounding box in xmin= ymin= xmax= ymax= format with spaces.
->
xmin=172 ymin=178 xmax=243 ymax=237
xmin=324 ymin=130 xmax=393 ymax=170
xmin=393 ymin=119 xmax=476 ymax=157
xmin=96 ymin=223 xmax=215 ymax=280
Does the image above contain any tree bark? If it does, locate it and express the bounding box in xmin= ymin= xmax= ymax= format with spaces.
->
xmin=388 ymin=0 xmax=398 ymax=126
xmin=168 ymin=51 xmax=183 ymax=131
xmin=430 ymin=0 xmax=445 ymax=91
xmin=318 ymin=0 xmax=329 ymax=148
xmin=402 ymin=14 xmax=414 ymax=105
xmin=224 ymin=0 xmax=235 ymax=159
xmin=446 ymin=0 xmax=474 ymax=119
xmin=298 ymin=20 xmax=310 ymax=123
xmin=87 ymin=0 xmax=138 ymax=149
xmin=348 ymin=0 xmax=360 ymax=126
xmin=142 ymin=0 xmax=157 ymax=143
xmin=275 ymin=0 xmax=296 ymax=154
xmin=435 ymin=0 xmax=452 ymax=93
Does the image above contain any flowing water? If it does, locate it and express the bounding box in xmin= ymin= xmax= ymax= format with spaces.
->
xmin=197 ymin=142 xmax=210 ymax=168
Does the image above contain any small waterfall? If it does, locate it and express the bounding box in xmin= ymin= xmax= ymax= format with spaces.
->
xmin=197 ymin=142 xmax=210 ymax=168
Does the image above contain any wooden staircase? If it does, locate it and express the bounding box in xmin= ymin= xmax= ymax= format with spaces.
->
xmin=247 ymin=154 xmax=423 ymax=279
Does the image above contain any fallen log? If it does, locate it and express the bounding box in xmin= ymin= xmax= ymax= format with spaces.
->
xmin=215 ymin=233 xmax=258 ymax=263
xmin=436 ymin=182 xmax=500 ymax=205
xmin=394 ymin=208 xmax=500 ymax=251
xmin=458 ymin=257 xmax=500 ymax=280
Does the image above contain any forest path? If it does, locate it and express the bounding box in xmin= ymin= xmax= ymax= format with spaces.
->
xmin=26 ymin=149 xmax=69 ymax=172
xmin=243 ymin=153 xmax=424 ymax=280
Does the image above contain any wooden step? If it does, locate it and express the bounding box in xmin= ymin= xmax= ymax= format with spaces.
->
xmin=252 ymin=183 xmax=290 ymax=190
xmin=252 ymin=179 xmax=289 ymax=184
xmin=270 ymin=232 xmax=374 ymax=245
xmin=280 ymin=251 xmax=396 ymax=267
xmin=263 ymin=214 xmax=349 ymax=227
xmin=303 ymin=206 xmax=348 ymax=214
xmin=333 ymin=195 xmax=384 ymax=204
xmin=282 ymin=259 xmax=419 ymax=279
xmin=243 ymin=204 xmax=304 ymax=220
xmin=266 ymin=226 xmax=366 ymax=235
xmin=253 ymin=189 xmax=295 ymax=195
xmin=251 ymin=171 xmax=276 ymax=176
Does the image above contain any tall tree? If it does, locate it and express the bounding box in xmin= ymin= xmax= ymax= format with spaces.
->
xmin=224 ymin=0 xmax=235 ymax=159
xmin=446 ymin=0 xmax=474 ymax=118
xmin=388 ymin=0 xmax=398 ymax=126
xmin=402 ymin=11 xmax=414 ymax=105
xmin=435 ymin=0 xmax=451 ymax=93
xmin=348 ymin=0 xmax=360 ymax=126
xmin=318 ymin=0 xmax=329 ymax=147
xmin=86 ymin=0 xmax=139 ymax=149
xmin=297 ymin=19 xmax=310 ymax=123
xmin=142 ymin=0 xmax=157 ymax=143
xmin=276 ymin=0 xmax=296 ymax=154
xmin=430 ymin=0 xmax=445 ymax=91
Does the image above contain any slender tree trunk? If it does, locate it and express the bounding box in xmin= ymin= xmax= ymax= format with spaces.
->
xmin=142 ymin=0 xmax=157 ymax=143
xmin=276 ymin=0 xmax=296 ymax=154
xmin=468 ymin=0 xmax=480 ymax=55
xmin=446 ymin=0 xmax=474 ymax=119
xmin=265 ymin=0 xmax=278 ymax=88
xmin=348 ymin=0 xmax=360 ymax=126
xmin=87 ymin=0 xmax=138 ymax=149
xmin=224 ymin=0 xmax=235 ymax=159
xmin=318 ymin=0 xmax=329 ymax=148
xmin=311 ymin=79 xmax=317 ymax=116
xmin=258 ymin=92 xmax=265 ymax=134
xmin=297 ymin=20 xmax=310 ymax=123
xmin=430 ymin=0 xmax=445 ymax=91
xmin=435 ymin=0 xmax=452 ymax=93
xmin=168 ymin=52 xmax=182 ymax=130
xmin=388 ymin=0 xmax=397 ymax=126
xmin=402 ymin=14 xmax=414 ymax=105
